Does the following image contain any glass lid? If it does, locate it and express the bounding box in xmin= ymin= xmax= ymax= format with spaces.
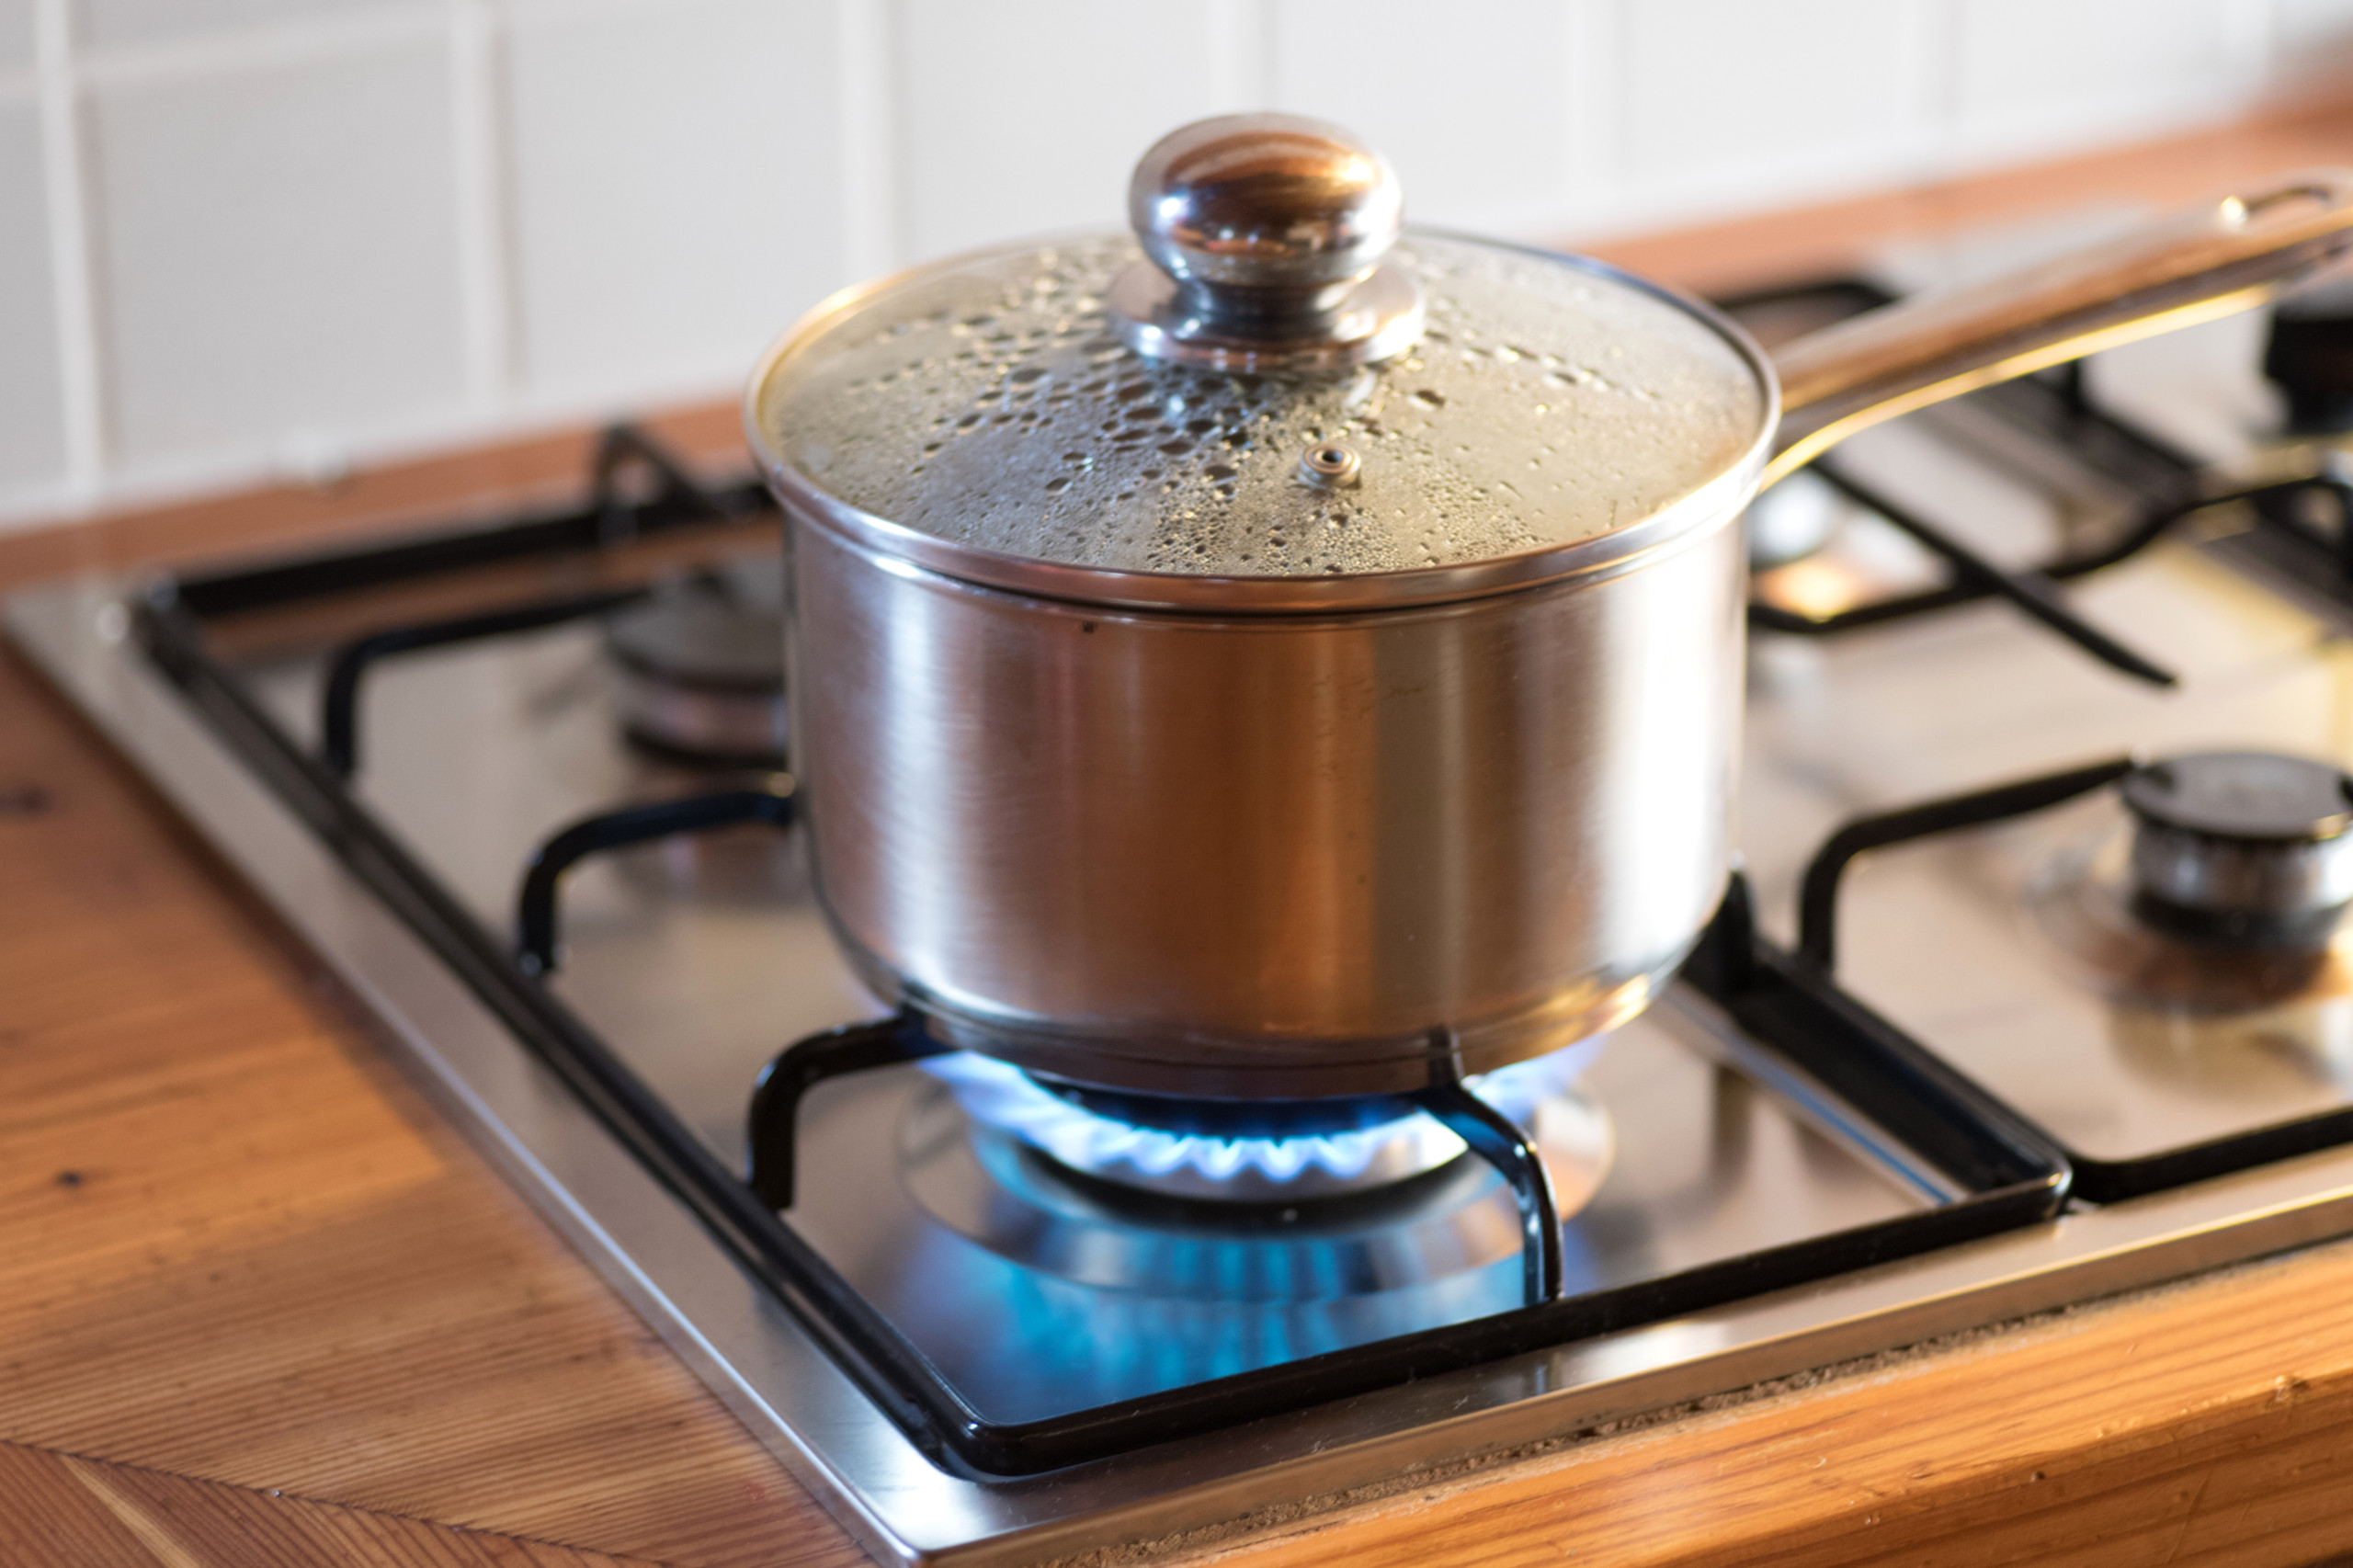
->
xmin=748 ymin=115 xmax=1771 ymax=602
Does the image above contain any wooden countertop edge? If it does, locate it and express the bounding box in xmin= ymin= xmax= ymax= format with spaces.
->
xmin=12 ymin=97 xmax=2353 ymax=1568
xmin=0 ymin=642 xmax=869 ymax=1568
xmin=1582 ymin=91 xmax=2353 ymax=295
xmin=1176 ymin=1239 xmax=2353 ymax=1566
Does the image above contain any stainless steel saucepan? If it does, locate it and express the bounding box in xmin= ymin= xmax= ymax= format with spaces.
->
xmin=746 ymin=114 xmax=2353 ymax=1101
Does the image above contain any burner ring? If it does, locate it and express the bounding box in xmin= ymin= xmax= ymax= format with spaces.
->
xmin=902 ymin=1051 xmax=1615 ymax=1300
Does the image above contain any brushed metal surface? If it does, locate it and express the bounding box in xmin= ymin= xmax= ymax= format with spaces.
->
xmin=787 ymin=511 xmax=1745 ymax=1096
xmin=1768 ymin=168 xmax=2353 ymax=482
xmin=17 ymin=563 xmax=2353 ymax=1567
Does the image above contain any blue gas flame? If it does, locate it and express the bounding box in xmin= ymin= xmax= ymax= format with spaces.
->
xmin=924 ymin=1039 xmax=1603 ymax=1187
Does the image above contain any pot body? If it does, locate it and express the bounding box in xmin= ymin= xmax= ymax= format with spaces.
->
xmin=782 ymin=494 xmax=1749 ymax=1099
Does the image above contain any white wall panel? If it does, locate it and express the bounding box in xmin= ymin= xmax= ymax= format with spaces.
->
xmin=85 ymin=34 xmax=465 ymax=467
xmin=0 ymin=1 xmax=33 ymax=73
xmin=896 ymin=0 xmax=1223 ymax=261
xmin=1952 ymin=0 xmax=2265 ymax=165
xmin=0 ymin=0 xmax=2339 ymax=529
xmin=0 ymin=97 xmax=64 ymax=491
xmin=1618 ymin=0 xmax=1941 ymax=225
xmin=1267 ymin=0 xmax=1582 ymax=230
xmin=76 ymin=0 xmax=426 ymax=55
xmin=504 ymin=0 xmax=847 ymax=401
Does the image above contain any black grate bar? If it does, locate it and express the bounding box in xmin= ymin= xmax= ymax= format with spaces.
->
xmin=319 ymin=587 xmax=650 ymax=777
xmin=1751 ymin=470 xmax=2353 ymax=642
xmin=746 ymin=1011 xmax=949 ymax=1211
xmin=1807 ymin=460 xmax=2177 ymax=686
xmin=129 ymin=464 xmax=2085 ymax=1475
xmin=176 ymin=425 xmax=770 ymax=622
xmin=2247 ymin=449 xmax=2353 ymax=582
xmin=131 ymin=588 xmax=972 ymax=1471
xmin=1688 ymin=876 xmax=2072 ymax=1198
xmin=590 ymin=423 xmax=743 ymax=539
xmin=1796 ymin=756 xmax=2139 ymax=972
xmin=313 ymin=426 xmax=776 ymax=778
xmin=515 ymin=788 xmax=796 ymax=977
xmin=1410 ymin=1037 xmax=1563 ymax=1304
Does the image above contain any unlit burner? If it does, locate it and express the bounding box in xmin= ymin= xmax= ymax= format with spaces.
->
xmin=927 ymin=1043 xmax=1608 ymax=1205
xmin=602 ymin=559 xmax=788 ymax=767
xmin=2125 ymin=751 xmax=2353 ymax=948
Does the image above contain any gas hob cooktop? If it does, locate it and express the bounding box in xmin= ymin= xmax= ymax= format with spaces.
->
xmin=17 ymin=269 xmax=2353 ymax=1563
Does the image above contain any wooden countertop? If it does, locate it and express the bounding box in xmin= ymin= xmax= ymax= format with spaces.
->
xmin=13 ymin=102 xmax=2353 ymax=1568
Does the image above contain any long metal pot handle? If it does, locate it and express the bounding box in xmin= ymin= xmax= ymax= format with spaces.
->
xmin=1764 ymin=169 xmax=2353 ymax=487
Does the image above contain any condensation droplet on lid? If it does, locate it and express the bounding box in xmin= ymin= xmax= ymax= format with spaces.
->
xmin=762 ymin=233 xmax=1760 ymax=577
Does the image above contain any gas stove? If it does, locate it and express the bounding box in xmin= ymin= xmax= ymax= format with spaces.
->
xmin=18 ymin=264 xmax=2353 ymax=1565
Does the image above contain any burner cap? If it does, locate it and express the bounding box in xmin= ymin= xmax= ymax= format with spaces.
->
xmin=602 ymin=559 xmax=787 ymax=767
xmin=2121 ymin=752 xmax=2353 ymax=842
xmin=605 ymin=560 xmax=785 ymax=691
xmin=2122 ymin=752 xmax=2353 ymax=946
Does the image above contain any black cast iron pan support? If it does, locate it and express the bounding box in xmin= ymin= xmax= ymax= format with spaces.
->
xmin=507 ymin=776 xmax=1573 ymax=1300
xmin=1722 ymin=277 xmax=2353 ymax=665
xmin=747 ymin=1011 xmax=950 ymax=1210
xmin=590 ymin=421 xmax=744 ymax=541
xmin=1796 ymin=756 xmax=2139 ymax=971
xmin=514 ymin=788 xmax=797 ymax=976
xmin=1774 ymin=754 xmax=2353 ymax=1202
xmin=315 ymin=423 xmax=748 ymax=778
xmin=1683 ymin=872 xmax=2072 ymax=1204
xmin=741 ymin=1012 xmax=1568 ymax=1304
xmin=1409 ymin=1030 xmax=1564 ymax=1303
xmin=136 ymin=532 xmax=2081 ymax=1474
xmin=320 ymin=586 xmax=652 ymax=777
xmin=1803 ymin=460 xmax=2176 ymax=687
xmin=1750 ymin=469 xmax=2353 ymax=676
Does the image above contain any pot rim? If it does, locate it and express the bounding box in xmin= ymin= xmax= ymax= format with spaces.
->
xmin=745 ymin=230 xmax=1779 ymax=615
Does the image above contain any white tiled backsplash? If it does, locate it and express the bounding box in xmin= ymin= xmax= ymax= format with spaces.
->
xmin=2 ymin=0 xmax=2350 ymax=528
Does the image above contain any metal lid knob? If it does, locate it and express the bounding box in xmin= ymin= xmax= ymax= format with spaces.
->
xmin=1108 ymin=114 xmax=1425 ymax=371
